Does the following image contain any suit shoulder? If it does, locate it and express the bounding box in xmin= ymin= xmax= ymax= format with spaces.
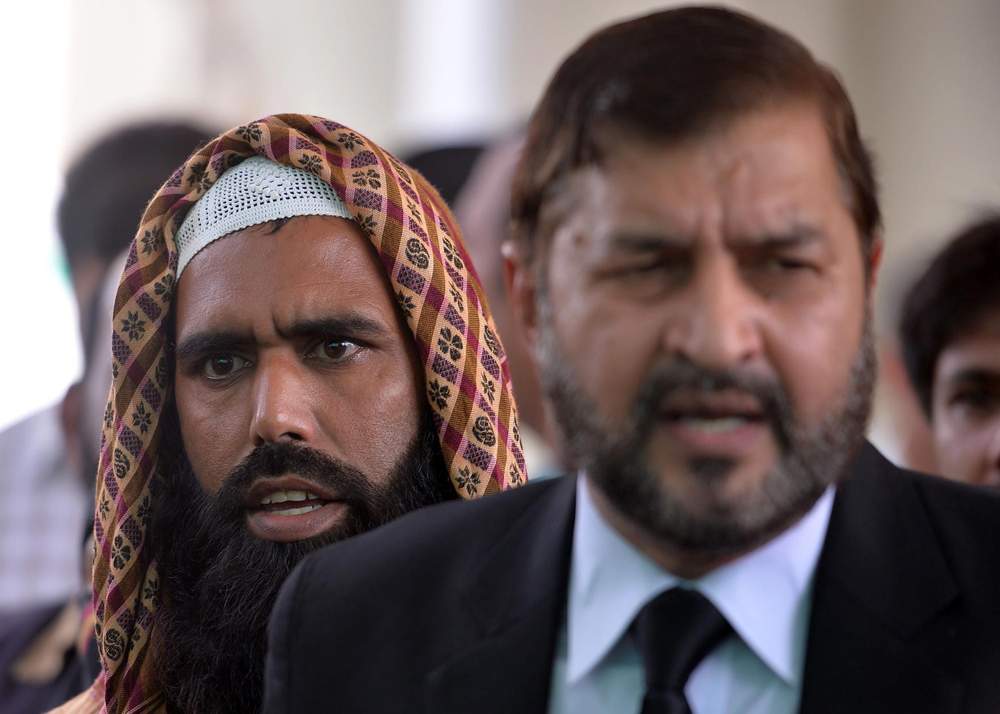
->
xmin=297 ymin=476 xmax=570 ymax=593
xmin=861 ymin=444 xmax=1000 ymax=529
xmin=906 ymin=466 xmax=1000 ymax=527
xmin=895 ymin=464 xmax=1000 ymax=595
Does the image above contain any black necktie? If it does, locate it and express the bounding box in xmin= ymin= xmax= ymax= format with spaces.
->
xmin=632 ymin=587 xmax=733 ymax=714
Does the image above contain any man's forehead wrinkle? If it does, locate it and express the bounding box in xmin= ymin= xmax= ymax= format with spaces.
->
xmin=177 ymin=256 xmax=393 ymax=327
xmin=271 ymin=279 xmax=396 ymax=329
xmin=710 ymin=141 xmax=829 ymax=239
xmin=273 ymin=311 xmax=392 ymax=342
xmin=598 ymin=183 xmax=818 ymax=252
xmin=608 ymin=158 xmax=828 ymax=249
xmin=722 ymin=204 xmax=826 ymax=247
xmin=178 ymin=255 xmax=391 ymax=325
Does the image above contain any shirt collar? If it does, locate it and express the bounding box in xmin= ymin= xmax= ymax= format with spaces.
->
xmin=566 ymin=474 xmax=835 ymax=686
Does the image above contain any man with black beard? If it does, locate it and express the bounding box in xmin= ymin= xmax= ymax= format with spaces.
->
xmin=151 ymin=410 xmax=448 ymax=713
xmin=264 ymin=9 xmax=1000 ymax=714
xmin=52 ymin=115 xmax=526 ymax=714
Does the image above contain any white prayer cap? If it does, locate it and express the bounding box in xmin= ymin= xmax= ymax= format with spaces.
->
xmin=175 ymin=155 xmax=353 ymax=277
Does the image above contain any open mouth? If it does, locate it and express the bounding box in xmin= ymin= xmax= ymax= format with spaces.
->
xmin=662 ymin=390 xmax=765 ymax=424
xmin=661 ymin=410 xmax=766 ymax=432
xmin=658 ymin=389 xmax=769 ymax=449
xmin=244 ymin=476 xmax=347 ymax=542
xmin=254 ymin=489 xmax=330 ymax=516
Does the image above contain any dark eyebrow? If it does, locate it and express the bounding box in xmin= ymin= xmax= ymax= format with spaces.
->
xmin=742 ymin=226 xmax=825 ymax=249
xmin=175 ymin=314 xmax=390 ymax=363
xmin=945 ymin=368 xmax=1000 ymax=387
xmin=608 ymin=225 xmax=826 ymax=254
xmin=175 ymin=330 xmax=251 ymax=363
xmin=608 ymin=232 xmax=689 ymax=253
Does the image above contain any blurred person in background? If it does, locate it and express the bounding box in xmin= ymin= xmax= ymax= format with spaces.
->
xmin=55 ymin=122 xmax=215 ymax=514
xmin=0 ymin=259 xmax=120 ymax=714
xmin=55 ymin=114 xmax=524 ymax=714
xmin=263 ymin=8 xmax=1000 ymax=713
xmin=0 ymin=121 xmax=212 ymax=714
xmin=0 ymin=122 xmax=212 ymax=615
xmin=899 ymin=214 xmax=1000 ymax=486
xmin=454 ymin=133 xmax=562 ymax=478
xmin=403 ymin=143 xmax=484 ymax=207
xmin=0 ymin=402 xmax=81 ymax=615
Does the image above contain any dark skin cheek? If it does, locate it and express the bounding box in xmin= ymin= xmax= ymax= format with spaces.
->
xmin=317 ymin=354 xmax=422 ymax=473
xmin=322 ymin=397 xmax=416 ymax=478
xmin=174 ymin=379 xmax=245 ymax=494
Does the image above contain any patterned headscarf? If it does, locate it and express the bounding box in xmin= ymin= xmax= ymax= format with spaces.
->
xmin=63 ymin=114 xmax=526 ymax=713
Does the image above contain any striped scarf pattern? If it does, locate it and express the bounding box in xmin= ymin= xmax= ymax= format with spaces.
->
xmin=69 ymin=114 xmax=525 ymax=713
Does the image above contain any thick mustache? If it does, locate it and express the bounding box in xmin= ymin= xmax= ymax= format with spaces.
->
xmin=217 ymin=441 xmax=371 ymax=506
xmin=635 ymin=361 xmax=793 ymax=448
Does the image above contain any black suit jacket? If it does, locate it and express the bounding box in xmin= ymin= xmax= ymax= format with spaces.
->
xmin=264 ymin=443 xmax=1000 ymax=713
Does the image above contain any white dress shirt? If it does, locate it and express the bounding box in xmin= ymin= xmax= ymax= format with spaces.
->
xmin=547 ymin=475 xmax=835 ymax=714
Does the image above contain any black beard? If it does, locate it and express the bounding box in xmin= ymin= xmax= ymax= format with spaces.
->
xmin=150 ymin=412 xmax=452 ymax=714
xmin=536 ymin=297 xmax=876 ymax=557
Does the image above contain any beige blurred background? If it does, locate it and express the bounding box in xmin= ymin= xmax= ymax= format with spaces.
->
xmin=1 ymin=0 xmax=997 ymax=467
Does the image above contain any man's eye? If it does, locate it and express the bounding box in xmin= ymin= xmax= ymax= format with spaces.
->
xmin=309 ymin=339 xmax=361 ymax=363
xmin=611 ymin=258 xmax=687 ymax=279
xmin=760 ymin=256 xmax=812 ymax=272
xmin=629 ymin=260 xmax=675 ymax=275
xmin=951 ymin=389 xmax=998 ymax=414
xmin=202 ymin=355 xmax=250 ymax=380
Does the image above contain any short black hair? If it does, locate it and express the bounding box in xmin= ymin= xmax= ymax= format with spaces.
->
xmin=899 ymin=215 xmax=1000 ymax=416
xmin=511 ymin=6 xmax=879 ymax=263
xmin=58 ymin=121 xmax=214 ymax=274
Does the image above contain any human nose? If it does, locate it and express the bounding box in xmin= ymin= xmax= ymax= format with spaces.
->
xmin=249 ymin=353 xmax=316 ymax=446
xmin=662 ymin=255 xmax=763 ymax=370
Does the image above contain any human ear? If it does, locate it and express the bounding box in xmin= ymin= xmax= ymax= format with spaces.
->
xmin=866 ymin=234 xmax=884 ymax=291
xmin=501 ymin=239 xmax=539 ymax=351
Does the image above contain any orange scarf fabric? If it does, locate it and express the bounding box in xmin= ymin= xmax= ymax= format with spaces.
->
xmin=57 ymin=114 xmax=525 ymax=713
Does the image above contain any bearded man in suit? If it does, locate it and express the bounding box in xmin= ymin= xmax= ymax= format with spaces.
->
xmin=264 ymin=7 xmax=1000 ymax=713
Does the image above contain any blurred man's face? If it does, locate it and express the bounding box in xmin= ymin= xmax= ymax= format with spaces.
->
xmin=173 ymin=215 xmax=427 ymax=541
xmin=535 ymin=102 xmax=879 ymax=560
xmin=931 ymin=314 xmax=1000 ymax=486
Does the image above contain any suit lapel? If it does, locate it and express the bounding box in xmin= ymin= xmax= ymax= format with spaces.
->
xmin=799 ymin=443 xmax=963 ymax=714
xmin=426 ymin=446 xmax=967 ymax=713
xmin=426 ymin=475 xmax=577 ymax=714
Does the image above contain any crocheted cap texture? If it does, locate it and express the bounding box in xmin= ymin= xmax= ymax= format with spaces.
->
xmin=175 ymin=155 xmax=353 ymax=276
